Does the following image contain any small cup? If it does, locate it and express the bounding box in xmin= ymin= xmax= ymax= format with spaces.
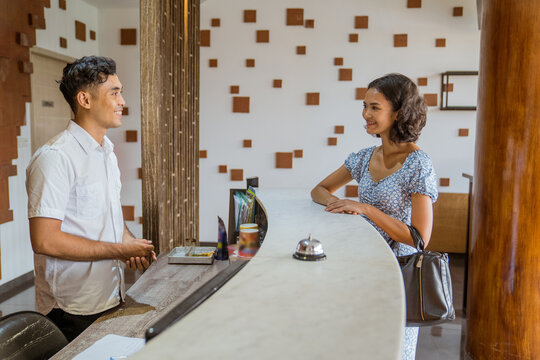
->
xmin=238 ymin=228 xmax=259 ymax=258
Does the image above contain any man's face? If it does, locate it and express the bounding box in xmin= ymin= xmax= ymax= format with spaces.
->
xmin=89 ymin=74 xmax=125 ymax=129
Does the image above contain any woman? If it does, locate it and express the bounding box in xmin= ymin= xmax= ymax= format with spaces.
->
xmin=311 ymin=73 xmax=438 ymax=360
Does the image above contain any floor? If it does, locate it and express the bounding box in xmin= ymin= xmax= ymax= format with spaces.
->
xmin=0 ymin=255 xmax=466 ymax=359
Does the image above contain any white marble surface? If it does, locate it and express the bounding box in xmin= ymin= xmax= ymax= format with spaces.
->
xmin=131 ymin=189 xmax=405 ymax=359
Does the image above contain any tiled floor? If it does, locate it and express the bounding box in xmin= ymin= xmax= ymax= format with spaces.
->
xmin=0 ymin=255 xmax=467 ymax=359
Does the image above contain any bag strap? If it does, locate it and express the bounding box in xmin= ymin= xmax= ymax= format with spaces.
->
xmin=407 ymin=225 xmax=425 ymax=251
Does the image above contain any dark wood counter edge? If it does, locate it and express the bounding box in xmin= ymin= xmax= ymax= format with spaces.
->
xmin=145 ymin=259 xmax=249 ymax=341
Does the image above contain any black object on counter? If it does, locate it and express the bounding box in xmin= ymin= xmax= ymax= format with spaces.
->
xmin=215 ymin=216 xmax=229 ymax=260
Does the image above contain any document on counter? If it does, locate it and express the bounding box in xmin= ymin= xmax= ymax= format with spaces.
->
xmin=72 ymin=334 xmax=145 ymax=360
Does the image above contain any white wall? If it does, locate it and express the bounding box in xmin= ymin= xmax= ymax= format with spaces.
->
xmin=199 ymin=0 xmax=480 ymax=242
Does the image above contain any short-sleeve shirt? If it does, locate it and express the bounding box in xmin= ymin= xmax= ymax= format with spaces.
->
xmin=26 ymin=121 xmax=125 ymax=315
xmin=344 ymin=146 xmax=438 ymax=256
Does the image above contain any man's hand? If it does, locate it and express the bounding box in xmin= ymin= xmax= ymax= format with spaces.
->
xmin=119 ymin=237 xmax=155 ymax=260
xmin=125 ymin=250 xmax=157 ymax=271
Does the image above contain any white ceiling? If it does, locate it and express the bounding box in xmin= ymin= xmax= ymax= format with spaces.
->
xmin=82 ymin=0 xmax=138 ymax=9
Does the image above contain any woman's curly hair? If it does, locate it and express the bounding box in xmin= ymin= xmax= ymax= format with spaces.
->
xmin=368 ymin=73 xmax=427 ymax=143
xmin=58 ymin=56 xmax=117 ymax=113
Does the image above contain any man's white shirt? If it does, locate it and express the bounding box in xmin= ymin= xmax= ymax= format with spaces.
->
xmin=26 ymin=120 xmax=125 ymax=315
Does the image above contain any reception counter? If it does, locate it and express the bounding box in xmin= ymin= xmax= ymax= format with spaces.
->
xmin=131 ymin=189 xmax=405 ymax=359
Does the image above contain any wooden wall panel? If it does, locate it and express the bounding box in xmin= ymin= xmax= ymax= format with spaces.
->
xmin=427 ymin=192 xmax=468 ymax=253
xmin=141 ymin=0 xmax=200 ymax=253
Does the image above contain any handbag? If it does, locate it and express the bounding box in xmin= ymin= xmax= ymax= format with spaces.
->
xmin=397 ymin=225 xmax=456 ymax=327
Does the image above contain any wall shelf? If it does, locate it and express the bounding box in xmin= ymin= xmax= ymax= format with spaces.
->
xmin=440 ymin=71 xmax=479 ymax=110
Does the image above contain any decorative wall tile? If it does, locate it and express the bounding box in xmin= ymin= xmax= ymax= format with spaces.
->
xmin=356 ymin=87 xmax=368 ymax=100
xmin=345 ymin=185 xmax=359 ymax=197
xmin=407 ymin=0 xmax=421 ymax=8
xmin=306 ymin=92 xmax=320 ymax=105
xmin=256 ymin=30 xmax=269 ymax=43
xmin=424 ymin=93 xmax=438 ymax=106
xmin=122 ymin=205 xmax=135 ymax=221
xmin=218 ymin=165 xmax=227 ymax=173
xmin=394 ymin=34 xmax=408 ymax=47
xmin=90 ymin=30 xmax=96 ymax=40
xmin=211 ymin=18 xmax=221 ymax=27
xmin=59 ymin=37 xmax=67 ymax=48
xmin=138 ymin=167 xmax=142 ymax=179
xmin=335 ymin=125 xmax=344 ymax=134
xmin=200 ymin=30 xmax=210 ymax=46
xmin=243 ymin=139 xmax=252 ymax=148
xmin=122 ymin=107 xmax=129 ymax=115
xmin=328 ymin=137 xmax=338 ymax=146
xmin=286 ymin=8 xmax=304 ymax=25
xmin=233 ymin=96 xmax=250 ymax=113
xmin=245 ymin=59 xmax=255 ymax=67
xmin=19 ymin=61 xmax=33 ymax=74
xmin=334 ymin=57 xmax=343 ymax=66
xmin=435 ymin=38 xmax=446 ymax=47
xmin=355 ymin=16 xmax=368 ymax=29
xmin=126 ymin=130 xmax=138 ymax=142
xmin=305 ymin=19 xmax=314 ymax=28
xmin=294 ymin=149 xmax=303 ymax=158
xmin=59 ymin=0 xmax=66 ymax=10
xmin=349 ymin=34 xmax=358 ymax=43
xmin=440 ymin=178 xmax=450 ymax=187
xmin=209 ymin=59 xmax=218 ymax=67
xmin=296 ymin=45 xmax=306 ymax=55
xmin=444 ymin=83 xmax=454 ymax=92
xmin=120 ymin=28 xmax=136 ymax=45
xmin=276 ymin=152 xmax=293 ymax=168
xmin=231 ymin=169 xmax=244 ymax=181
xmin=17 ymin=32 xmax=32 ymax=47
xmin=417 ymin=77 xmax=428 ymax=86
xmin=139 ymin=217 xmax=143 ymax=224
xmin=339 ymin=68 xmax=352 ymax=81
xmin=199 ymin=150 xmax=208 ymax=158
xmin=458 ymin=128 xmax=469 ymax=137
xmin=230 ymin=85 xmax=239 ymax=94
xmin=273 ymin=79 xmax=282 ymax=88
xmin=453 ymin=7 xmax=463 ymax=16
xmin=28 ymin=13 xmax=46 ymax=29
xmin=75 ymin=21 xmax=86 ymax=41
xmin=244 ymin=10 xmax=256 ymax=23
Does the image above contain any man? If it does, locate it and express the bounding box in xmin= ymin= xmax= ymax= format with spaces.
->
xmin=26 ymin=56 xmax=156 ymax=341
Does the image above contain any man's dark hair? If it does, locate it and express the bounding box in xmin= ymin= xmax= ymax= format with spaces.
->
xmin=368 ymin=73 xmax=427 ymax=143
xmin=58 ymin=56 xmax=116 ymax=113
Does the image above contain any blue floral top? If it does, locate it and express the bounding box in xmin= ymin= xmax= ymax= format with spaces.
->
xmin=344 ymin=146 xmax=438 ymax=256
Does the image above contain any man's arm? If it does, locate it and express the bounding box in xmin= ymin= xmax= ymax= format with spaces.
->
xmin=30 ymin=217 xmax=154 ymax=261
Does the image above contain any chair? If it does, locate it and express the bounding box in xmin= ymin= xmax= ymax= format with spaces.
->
xmin=0 ymin=311 xmax=68 ymax=360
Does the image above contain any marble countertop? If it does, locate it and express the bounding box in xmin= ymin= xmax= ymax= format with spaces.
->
xmin=131 ymin=188 xmax=405 ymax=359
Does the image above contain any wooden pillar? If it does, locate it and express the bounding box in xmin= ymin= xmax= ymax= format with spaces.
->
xmin=466 ymin=0 xmax=540 ymax=358
xmin=140 ymin=0 xmax=200 ymax=254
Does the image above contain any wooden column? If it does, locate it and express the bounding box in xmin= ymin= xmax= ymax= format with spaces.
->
xmin=140 ymin=0 xmax=200 ymax=254
xmin=466 ymin=0 xmax=540 ymax=358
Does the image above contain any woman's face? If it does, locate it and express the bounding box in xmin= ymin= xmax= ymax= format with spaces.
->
xmin=362 ymin=88 xmax=397 ymax=137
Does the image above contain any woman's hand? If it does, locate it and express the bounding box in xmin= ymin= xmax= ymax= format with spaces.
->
xmin=325 ymin=199 xmax=369 ymax=215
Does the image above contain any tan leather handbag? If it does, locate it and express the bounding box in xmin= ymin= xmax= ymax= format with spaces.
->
xmin=398 ymin=225 xmax=456 ymax=327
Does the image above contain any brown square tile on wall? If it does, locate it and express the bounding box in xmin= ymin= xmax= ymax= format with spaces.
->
xmin=211 ymin=18 xmax=221 ymax=27
xmin=209 ymin=59 xmax=218 ymax=67
xmin=199 ymin=150 xmax=207 ymax=158
xmin=345 ymin=185 xmax=359 ymax=197
xmin=218 ymin=165 xmax=227 ymax=173
xmin=273 ymin=79 xmax=282 ymax=88
xmin=335 ymin=125 xmax=344 ymax=134
xmin=59 ymin=37 xmax=67 ymax=48
xmin=138 ymin=168 xmax=142 ymax=179
xmin=43 ymin=0 xmax=51 ymax=8
xmin=233 ymin=96 xmax=250 ymax=113
xmin=296 ymin=46 xmax=306 ymax=55
xmin=230 ymin=85 xmax=240 ymax=94
xmin=417 ymin=77 xmax=428 ymax=86
xmin=17 ymin=32 xmax=33 ymax=47
xmin=334 ymin=57 xmax=343 ymax=66
xmin=122 ymin=206 xmax=135 ymax=221
xmin=435 ymin=38 xmax=446 ymax=47
xmin=126 ymin=130 xmax=138 ymax=142
xmin=305 ymin=19 xmax=314 ymax=28
xmin=243 ymin=139 xmax=252 ymax=148
xmin=328 ymin=137 xmax=337 ymax=146
xmin=200 ymin=30 xmax=210 ymax=46
xmin=339 ymin=68 xmax=352 ymax=81
xmin=75 ymin=21 xmax=86 ymax=41
xmin=407 ymin=0 xmax=421 ymax=8
xmin=256 ymin=30 xmax=269 ymax=43
xmin=439 ymin=178 xmax=450 ymax=187
xmin=458 ymin=128 xmax=469 ymax=137
xmin=139 ymin=217 xmax=143 ymax=224
xmin=349 ymin=34 xmax=358 ymax=43
xmin=286 ymin=8 xmax=304 ymax=25
xmin=122 ymin=107 xmax=129 ymax=115
xmin=424 ymin=93 xmax=438 ymax=106
xmin=444 ymin=83 xmax=454 ymax=92
xmin=453 ymin=7 xmax=463 ymax=16
xmin=356 ymin=87 xmax=368 ymax=100
xmin=19 ymin=61 xmax=33 ymax=74
xmin=394 ymin=34 xmax=407 ymax=47
xmin=120 ymin=28 xmax=137 ymax=45
xmin=231 ymin=169 xmax=244 ymax=181
xmin=90 ymin=30 xmax=96 ymax=40
xmin=245 ymin=59 xmax=255 ymax=67
xmin=59 ymin=0 xmax=66 ymax=10
xmin=28 ymin=13 xmax=46 ymax=29
xmin=276 ymin=152 xmax=293 ymax=168
xmin=355 ymin=16 xmax=368 ymax=29
xmin=294 ymin=149 xmax=303 ymax=158
xmin=306 ymin=92 xmax=319 ymax=105
xmin=244 ymin=10 xmax=256 ymax=23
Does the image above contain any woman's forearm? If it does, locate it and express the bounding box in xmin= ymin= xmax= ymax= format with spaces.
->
xmin=311 ymin=185 xmax=339 ymax=206
xmin=364 ymin=205 xmax=415 ymax=247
